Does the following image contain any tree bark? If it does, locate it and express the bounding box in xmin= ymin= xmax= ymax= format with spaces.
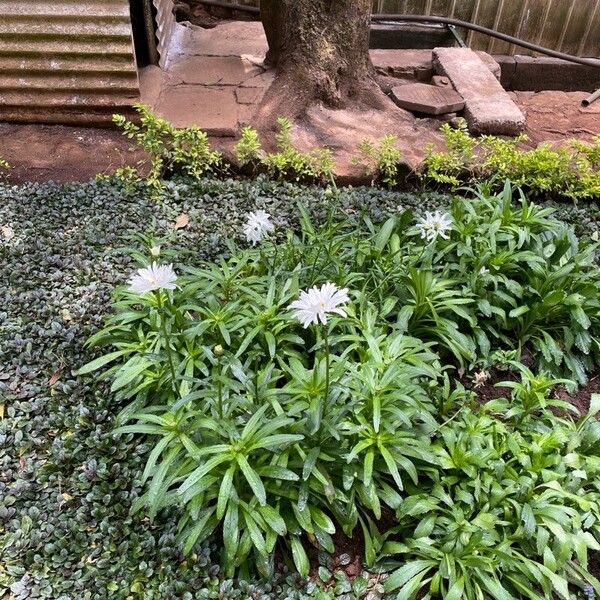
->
xmin=259 ymin=0 xmax=375 ymax=111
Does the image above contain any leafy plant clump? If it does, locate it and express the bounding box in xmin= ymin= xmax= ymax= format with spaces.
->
xmin=423 ymin=121 xmax=600 ymax=201
xmin=353 ymin=135 xmax=403 ymax=188
xmin=234 ymin=118 xmax=335 ymax=183
xmin=82 ymin=180 xmax=600 ymax=596
xmin=113 ymin=103 xmax=223 ymax=194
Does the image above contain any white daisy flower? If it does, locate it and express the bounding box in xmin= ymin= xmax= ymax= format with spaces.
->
xmin=416 ymin=211 xmax=452 ymax=242
xmin=127 ymin=263 xmax=178 ymax=294
xmin=243 ymin=210 xmax=274 ymax=246
xmin=289 ymin=282 xmax=350 ymax=328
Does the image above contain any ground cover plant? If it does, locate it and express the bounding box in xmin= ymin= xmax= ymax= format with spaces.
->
xmin=4 ymin=174 xmax=600 ymax=599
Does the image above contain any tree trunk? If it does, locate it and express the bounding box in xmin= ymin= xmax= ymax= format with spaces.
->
xmin=260 ymin=0 xmax=375 ymax=111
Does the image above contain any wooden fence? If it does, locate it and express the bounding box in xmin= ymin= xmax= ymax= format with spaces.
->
xmin=230 ymin=0 xmax=600 ymax=57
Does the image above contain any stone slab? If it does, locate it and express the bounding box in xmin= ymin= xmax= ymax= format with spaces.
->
xmin=370 ymin=49 xmax=433 ymax=80
xmin=168 ymin=55 xmax=263 ymax=86
xmin=477 ymin=52 xmax=502 ymax=82
xmin=155 ymin=85 xmax=239 ymax=136
xmin=390 ymin=82 xmax=464 ymax=115
xmin=168 ymin=21 xmax=268 ymax=59
xmin=495 ymin=55 xmax=600 ymax=93
xmin=433 ymin=47 xmax=525 ymax=135
xmin=370 ymin=49 xmax=500 ymax=83
xmin=235 ymin=87 xmax=264 ymax=105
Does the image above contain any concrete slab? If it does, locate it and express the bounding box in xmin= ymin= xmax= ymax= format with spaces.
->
xmin=168 ymin=55 xmax=263 ymax=85
xmin=496 ymin=55 xmax=600 ymax=93
xmin=155 ymin=85 xmax=239 ymax=136
xmin=168 ymin=21 xmax=268 ymax=59
xmin=390 ymin=83 xmax=464 ymax=115
xmin=235 ymin=87 xmax=265 ymax=105
xmin=370 ymin=49 xmax=433 ymax=80
xmin=239 ymin=69 xmax=276 ymax=89
xmin=433 ymin=47 xmax=525 ymax=135
xmin=370 ymin=49 xmax=501 ymax=83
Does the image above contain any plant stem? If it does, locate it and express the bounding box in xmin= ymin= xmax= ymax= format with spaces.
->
xmin=155 ymin=291 xmax=177 ymax=391
xmin=217 ymin=365 xmax=223 ymax=419
xmin=324 ymin=325 xmax=330 ymax=402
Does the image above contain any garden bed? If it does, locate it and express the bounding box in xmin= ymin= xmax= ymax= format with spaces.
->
xmin=3 ymin=176 xmax=600 ymax=599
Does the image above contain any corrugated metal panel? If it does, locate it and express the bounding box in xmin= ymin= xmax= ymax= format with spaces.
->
xmin=0 ymin=0 xmax=139 ymax=125
xmin=154 ymin=0 xmax=176 ymax=67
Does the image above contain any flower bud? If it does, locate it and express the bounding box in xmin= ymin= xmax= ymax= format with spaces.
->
xmin=214 ymin=344 xmax=224 ymax=356
xmin=150 ymin=245 xmax=161 ymax=258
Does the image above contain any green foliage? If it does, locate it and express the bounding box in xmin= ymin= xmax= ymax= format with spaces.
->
xmin=6 ymin=174 xmax=600 ymax=598
xmin=262 ymin=118 xmax=335 ymax=183
xmin=233 ymin=120 xmax=335 ymax=183
xmin=114 ymin=103 xmax=222 ymax=194
xmin=6 ymin=176 xmax=430 ymax=599
xmin=381 ymin=376 xmax=600 ymax=599
xmin=354 ymin=135 xmax=403 ymax=187
xmin=423 ymin=122 xmax=600 ymax=201
xmin=234 ymin=125 xmax=263 ymax=165
xmin=81 ymin=225 xmax=442 ymax=577
xmin=82 ymin=179 xmax=600 ymax=588
xmin=442 ymin=182 xmax=600 ymax=385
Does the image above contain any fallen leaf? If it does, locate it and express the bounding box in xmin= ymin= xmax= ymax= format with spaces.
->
xmin=174 ymin=213 xmax=190 ymax=230
xmin=0 ymin=403 xmax=3 ymax=419
xmin=62 ymin=492 xmax=74 ymax=502
xmin=49 ymin=371 xmax=62 ymax=386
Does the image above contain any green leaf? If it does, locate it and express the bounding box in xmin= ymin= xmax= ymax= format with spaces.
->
xmin=236 ymin=454 xmax=266 ymax=506
xmin=374 ymin=217 xmax=396 ymax=251
xmin=509 ymin=306 xmax=529 ymax=319
xmin=243 ymin=510 xmax=267 ymax=556
xmin=446 ymin=577 xmax=465 ymax=600
xmin=142 ymin=432 xmax=176 ymax=484
xmin=148 ymin=447 xmax=179 ymax=519
xmin=223 ymin=502 xmax=239 ymax=557
xmin=384 ymin=560 xmax=435 ymax=592
xmin=258 ymin=505 xmax=287 ymax=536
xmin=77 ymin=350 xmax=129 ymax=375
xmin=290 ymin=536 xmax=309 ymax=577
xmin=179 ymin=454 xmax=230 ymax=495
xmin=183 ymin=507 xmax=215 ymax=555
xmin=217 ymin=463 xmax=236 ymax=519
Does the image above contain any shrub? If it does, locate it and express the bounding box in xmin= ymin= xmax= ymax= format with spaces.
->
xmin=234 ymin=125 xmax=263 ymax=166
xmin=262 ymin=118 xmax=334 ymax=183
xmin=80 ymin=212 xmax=443 ymax=577
xmin=233 ymin=120 xmax=334 ymax=184
xmin=353 ymin=135 xmax=403 ymax=188
xmin=114 ymin=103 xmax=222 ymax=194
xmin=423 ymin=122 xmax=600 ymax=201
